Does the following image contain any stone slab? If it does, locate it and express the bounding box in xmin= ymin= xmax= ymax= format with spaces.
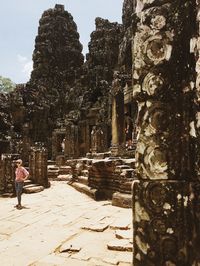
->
xmin=107 ymin=239 xmax=133 ymax=252
xmin=23 ymin=185 xmax=44 ymax=193
xmin=110 ymin=218 xmax=131 ymax=230
xmin=0 ymin=220 xmax=27 ymax=235
xmin=59 ymin=242 xmax=81 ymax=253
xmin=112 ymin=192 xmax=132 ymax=208
xmin=56 ymin=174 xmax=72 ymax=181
xmin=81 ymin=222 xmax=109 ymax=232
xmin=115 ymin=229 xmax=132 ymax=240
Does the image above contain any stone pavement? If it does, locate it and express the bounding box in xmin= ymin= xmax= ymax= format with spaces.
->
xmin=0 ymin=181 xmax=132 ymax=266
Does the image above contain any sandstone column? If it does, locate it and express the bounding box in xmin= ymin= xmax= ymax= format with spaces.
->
xmin=111 ymin=72 xmax=124 ymax=156
xmin=193 ymin=1 xmax=200 ymax=262
xmin=65 ymin=122 xmax=79 ymax=158
xmin=0 ymin=159 xmax=5 ymax=194
xmin=112 ymin=97 xmax=118 ymax=147
xmin=0 ymin=154 xmax=19 ymax=196
xmin=29 ymin=146 xmax=48 ymax=188
xmin=132 ymin=0 xmax=199 ymax=265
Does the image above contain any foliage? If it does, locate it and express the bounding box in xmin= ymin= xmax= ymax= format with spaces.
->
xmin=0 ymin=76 xmax=16 ymax=93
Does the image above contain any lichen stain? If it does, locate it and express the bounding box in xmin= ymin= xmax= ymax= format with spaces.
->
xmin=196 ymin=112 xmax=200 ymax=128
xmin=133 ymin=84 xmax=141 ymax=97
xmin=135 ymin=253 xmax=141 ymax=261
xmin=137 ymin=141 xmax=146 ymax=154
xmin=135 ymin=201 xmax=150 ymax=222
xmin=165 ymin=261 xmax=176 ymax=266
xmin=146 ymin=101 xmax=152 ymax=107
xmin=165 ymin=44 xmax=172 ymax=61
xmin=136 ymin=0 xmax=144 ymax=14
xmin=163 ymin=203 xmax=171 ymax=210
xmin=135 ymin=235 xmax=150 ymax=255
xmin=189 ymin=121 xmax=197 ymax=137
xmin=151 ymin=15 xmax=166 ymax=30
xmin=177 ymin=194 xmax=182 ymax=200
xmin=144 ymin=124 xmax=156 ymax=136
xmin=166 ymin=228 xmax=174 ymax=234
xmin=190 ymin=37 xmax=197 ymax=53
xmin=183 ymin=196 xmax=189 ymax=207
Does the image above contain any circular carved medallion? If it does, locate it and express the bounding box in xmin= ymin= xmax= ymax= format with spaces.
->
xmin=143 ymin=35 xmax=171 ymax=65
xmin=142 ymin=144 xmax=168 ymax=179
xmin=144 ymin=183 xmax=167 ymax=213
xmin=151 ymin=217 xmax=166 ymax=234
xmin=162 ymin=237 xmax=178 ymax=260
xmin=142 ymin=72 xmax=164 ymax=95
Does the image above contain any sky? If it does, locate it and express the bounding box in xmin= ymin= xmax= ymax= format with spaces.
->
xmin=0 ymin=0 xmax=123 ymax=84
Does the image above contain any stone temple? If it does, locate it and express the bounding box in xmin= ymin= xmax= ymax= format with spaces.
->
xmin=0 ymin=1 xmax=200 ymax=265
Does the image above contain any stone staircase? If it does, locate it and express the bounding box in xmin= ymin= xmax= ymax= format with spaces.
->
xmin=69 ymin=158 xmax=99 ymax=199
xmin=47 ymin=160 xmax=72 ymax=181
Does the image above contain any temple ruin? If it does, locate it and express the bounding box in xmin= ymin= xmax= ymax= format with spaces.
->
xmin=0 ymin=0 xmax=200 ymax=264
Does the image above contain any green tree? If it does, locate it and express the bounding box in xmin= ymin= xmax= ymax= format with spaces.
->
xmin=0 ymin=76 xmax=16 ymax=93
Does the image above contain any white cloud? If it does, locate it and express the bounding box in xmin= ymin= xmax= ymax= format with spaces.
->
xmin=22 ymin=61 xmax=33 ymax=77
xmin=17 ymin=54 xmax=28 ymax=63
xmin=17 ymin=54 xmax=33 ymax=81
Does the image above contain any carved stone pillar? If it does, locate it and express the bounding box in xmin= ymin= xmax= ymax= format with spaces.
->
xmin=193 ymin=0 xmax=200 ymax=262
xmin=111 ymin=72 xmax=124 ymax=156
xmin=65 ymin=122 xmax=79 ymax=158
xmin=22 ymin=123 xmax=32 ymax=163
xmin=0 ymin=154 xmax=19 ymax=195
xmin=52 ymin=131 xmax=57 ymax=160
xmin=0 ymin=159 xmax=4 ymax=194
xmin=29 ymin=146 xmax=48 ymax=188
xmin=132 ymin=0 xmax=199 ymax=265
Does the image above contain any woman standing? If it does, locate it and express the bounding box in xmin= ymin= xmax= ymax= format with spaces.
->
xmin=15 ymin=159 xmax=29 ymax=209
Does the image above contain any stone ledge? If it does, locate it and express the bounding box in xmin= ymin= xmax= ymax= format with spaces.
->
xmin=107 ymin=239 xmax=133 ymax=252
xmin=23 ymin=185 xmax=44 ymax=193
xmin=69 ymin=182 xmax=97 ymax=199
xmin=112 ymin=192 xmax=132 ymax=208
